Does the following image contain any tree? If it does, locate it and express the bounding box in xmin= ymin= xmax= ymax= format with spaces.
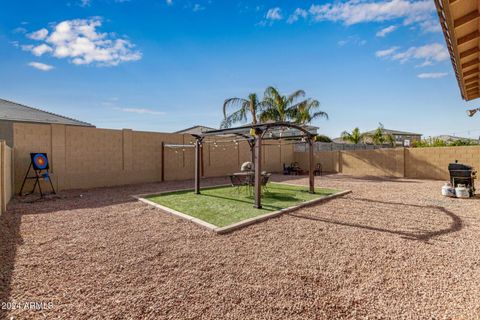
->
xmin=385 ymin=134 xmax=396 ymax=147
xmin=259 ymin=87 xmax=306 ymax=122
xmin=368 ymin=123 xmax=395 ymax=146
xmin=370 ymin=127 xmax=386 ymax=145
xmin=221 ymin=93 xmax=262 ymax=128
xmin=315 ymin=135 xmax=332 ymax=143
xmin=293 ymin=99 xmax=329 ymax=125
xmin=341 ymin=127 xmax=366 ymax=144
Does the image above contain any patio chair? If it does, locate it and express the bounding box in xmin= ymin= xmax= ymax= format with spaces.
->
xmin=229 ymin=174 xmax=251 ymax=194
xmin=290 ymin=162 xmax=302 ymax=175
xmin=261 ymin=173 xmax=271 ymax=193
xmin=314 ymin=163 xmax=323 ymax=176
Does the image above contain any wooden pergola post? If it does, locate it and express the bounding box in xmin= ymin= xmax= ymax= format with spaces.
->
xmin=194 ymin=138 xmax=202 ymax=194
xmin=308 ymin=136 xmax=315 ymax=194
xmin=254 ymin=129 xmax=262 ymax=208
xmin=249 ymin=139 xmax=255 ymax=164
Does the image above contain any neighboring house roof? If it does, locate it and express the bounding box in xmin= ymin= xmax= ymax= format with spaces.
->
xmin=174 ymin=125 xmax=217 ymax=135
xmin=332 ymin=137 xmax=348 ymax=144
xmin=432 ymin=135 xmax=478 ymax=142
xmin=363 ymin=128 xmax=422 ymax=136
xmin=0 ymin=98 xmax=94 ymax=127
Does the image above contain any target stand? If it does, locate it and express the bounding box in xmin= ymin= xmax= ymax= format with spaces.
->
xmin=19 ymin=153 xmax=56 ymax=198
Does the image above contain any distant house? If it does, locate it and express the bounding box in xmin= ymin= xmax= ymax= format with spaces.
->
xmin=0 ymin=98 xmax=94 ymax=146
xmin=174 ymin=125 xmax=217 ymax=136
xmin=333 ymin=128 xmax=422 ymax=147
xmin=431 ymin=135 xmax=478 ymax=143
xmin=363 ymin=128 xmax=422 ymax=147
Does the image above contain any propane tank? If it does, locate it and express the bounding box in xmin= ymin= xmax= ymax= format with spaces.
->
xmin=442 ymin=182 xmax=455 ymax=197
xmin=455 ymin=184 xmax=470 ymax=199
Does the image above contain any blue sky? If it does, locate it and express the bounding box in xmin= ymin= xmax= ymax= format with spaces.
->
xmin=1 ymin=0 xmax=479 ymax=139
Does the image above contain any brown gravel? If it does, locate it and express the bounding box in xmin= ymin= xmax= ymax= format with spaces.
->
xmin=1 ymin=174 xmax=479 ymax=319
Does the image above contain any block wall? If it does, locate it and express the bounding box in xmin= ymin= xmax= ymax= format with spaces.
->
xmin=0 ymin=141 xmax=13 ymax=214
xmin=12 ymin=123 xmax=293 ymax=192
xmin=294 ymin=146 xmax=480 ymax=180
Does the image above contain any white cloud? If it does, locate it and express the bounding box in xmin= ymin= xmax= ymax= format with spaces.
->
xmin=417 ymin=72 xmax=448 ymax=79
xmin=266 ymin=7 xmax=282 ymax=21
xmin=308 ymin=0 xmax=434 ymax=25
xmin=338 ymin=35 xmax=367 ymax=47
xmin=79 ymin=0 xmax=91 ymax=7
xmin=28 ymin=62 xmax=54 ymax=71
xmin=22 ymin=18 xmax=141 ymax=67
xmin=192 ymin=4 xmax=205 ymax=12
xmin=31 ymin=44 xmax=53 ymax=56
xmin=13 ymin=27 xmax=27 ymax=34
xmin=392 ymin=43 xmax=448 ymax=63
xmin=376 ymin=25 xmax=397 ymax=37
xmin=375 ymin=46 xmax=399 ymax=57
xmin=117 ymin=107 xmax=165 ymax=115
xmin=287 ymin=8 xmax=308 ymax=24
xmin=27 ymin=28 xmax=48 ymax=40
xmin=419 ymin=19 xmax=442 ymax=33
xmin=376 ymin=43 xmax=448 ymax=65
xmin=287 ymin=0 xmax=438 ymax=33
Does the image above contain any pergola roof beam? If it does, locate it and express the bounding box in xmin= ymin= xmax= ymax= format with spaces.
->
xmin=196 ymin=122 xmax=317 ymax=140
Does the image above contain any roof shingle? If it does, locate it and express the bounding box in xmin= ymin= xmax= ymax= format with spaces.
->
xmin=0 ymin=98 xmax=94 ymax=127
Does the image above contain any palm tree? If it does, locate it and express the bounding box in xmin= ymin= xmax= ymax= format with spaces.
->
xmin=293 ymin=99 xmax=328 ymax=124
xmin=368 ymin=123 xmax=395 ymax=146
xmin=341 ymin=127 xmax=366 ymax=144
xmin=370 ymin=127 xmax=385 ymax=145
xmin=221 ymin=93 xmax=261 ymax=128
xmin=385 ymin=133 xmax=396 ymax=147
xmin=259 ymin=87 xmax=306 ymax=122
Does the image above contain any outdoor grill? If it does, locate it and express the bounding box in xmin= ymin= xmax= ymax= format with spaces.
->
xmin=448 ymin=162 xmax=476 ymax=197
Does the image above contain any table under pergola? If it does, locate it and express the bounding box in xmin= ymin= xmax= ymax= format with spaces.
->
xmin=192 ymin=122 xmax=318 ymax=209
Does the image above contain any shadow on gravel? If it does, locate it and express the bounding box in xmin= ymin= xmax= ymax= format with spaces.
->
xmin=0 ymin=209 xmax=23 ymax=319
xmin=272 ymin=173 xmax=422 ymax=184
xmin=289 ymin=197 xmax=463 ymax=242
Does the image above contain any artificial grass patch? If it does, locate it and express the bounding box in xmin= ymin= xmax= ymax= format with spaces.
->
xmin=146 ymin=183 xmax=337 ymax=227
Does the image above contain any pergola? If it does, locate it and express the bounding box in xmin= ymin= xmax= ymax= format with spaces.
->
xmin=192 ymin=122 xmax=318 ymax=209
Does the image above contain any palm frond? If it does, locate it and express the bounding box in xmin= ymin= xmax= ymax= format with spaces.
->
xmin=223 ymin=97 xmax=248 ymax=118
xmin=311 ymin=111 xmax=329 ymax=120
xmin=286 ymin=90 xmax=306 ymax=106
xmin=220 ymin=108 xmax=247 ymax=128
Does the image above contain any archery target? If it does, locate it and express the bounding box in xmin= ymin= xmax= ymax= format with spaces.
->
xmin=31 ymin=153 xmax=49 ymax=170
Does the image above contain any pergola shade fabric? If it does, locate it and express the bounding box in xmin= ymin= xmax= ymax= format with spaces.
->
xmin=435 ymin=0 xmax=480 ymax=100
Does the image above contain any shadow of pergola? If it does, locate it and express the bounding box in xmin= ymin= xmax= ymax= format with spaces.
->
xmin=288 ymin=197 xmax=463 ymax=242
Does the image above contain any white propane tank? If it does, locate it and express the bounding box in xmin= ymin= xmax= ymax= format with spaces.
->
xmin=455 ymin=184 xmax=470 ymax=199
xmin=442 ymin=182 xmax=455 ymax=197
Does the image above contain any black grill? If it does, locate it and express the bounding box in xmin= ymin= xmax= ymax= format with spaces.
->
xmin=448 ymin=162 xmax=476 ymax=197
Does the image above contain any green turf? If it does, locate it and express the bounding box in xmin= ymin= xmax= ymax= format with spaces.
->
xmin=146 ymin=183 xmax=337 ymax=227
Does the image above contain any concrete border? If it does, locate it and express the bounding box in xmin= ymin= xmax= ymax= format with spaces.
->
xmin=214 ymin=189 xmax=352 ymax=234
xmin=131 ymin=184 xmax=230 ymax=200
xmin=134 ymin=185 xmax=352 ymax=234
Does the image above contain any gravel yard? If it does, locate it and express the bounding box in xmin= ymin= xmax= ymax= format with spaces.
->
xmin=1 ymin=174 xmax=479 ymax=319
